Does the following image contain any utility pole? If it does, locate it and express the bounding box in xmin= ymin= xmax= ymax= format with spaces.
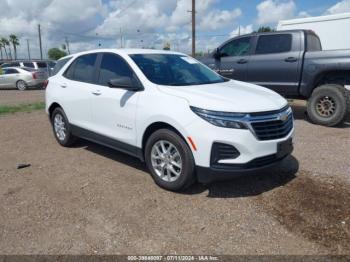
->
xmin=65 ymin=37 xmax=71 ymax=54
xmin=26 ymin=39 xmax=31 ymax=60
xmin=38 ymin=24 xmax=43 ymax=60
xmin=120 ymin=28 xmax=123 ymax=48
xmin=189 ymin=0 xmax=196 ymax=57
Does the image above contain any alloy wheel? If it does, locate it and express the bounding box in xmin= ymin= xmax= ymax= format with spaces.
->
xmin=151 ymin=140 xmax=183 ymax=182
xmin=54 ymin=114 xmax=67 ymax=141
xmin=17 ymin=80 xmax=26 ymax=91
xmin=316 ymin=96 xmax=336 ymax=117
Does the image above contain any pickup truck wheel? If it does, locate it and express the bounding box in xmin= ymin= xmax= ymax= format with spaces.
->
xmin=307 ymin=84 xmax=347 ymax=127
xmin=51 ymin=107 xmax=77 ymax=147
xmin=145 ymin=129 xmax=195 ymax=191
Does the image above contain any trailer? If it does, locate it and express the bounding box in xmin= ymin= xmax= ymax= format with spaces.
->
xmin=277 ymin=12 xmax=350 ymax=50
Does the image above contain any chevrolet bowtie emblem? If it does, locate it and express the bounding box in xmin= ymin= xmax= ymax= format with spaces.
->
xmin=279 ymin=113 xmax=289 ymax=121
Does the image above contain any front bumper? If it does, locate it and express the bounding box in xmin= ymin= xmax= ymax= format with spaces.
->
xmin=184 ymin=106 xmax=295 ymax=183
xmin=196 ymin=150 xmax=292 ymax=183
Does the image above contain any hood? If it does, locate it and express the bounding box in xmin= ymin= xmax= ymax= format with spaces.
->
xmin=158 ymin=80 xmax=288 ymax=113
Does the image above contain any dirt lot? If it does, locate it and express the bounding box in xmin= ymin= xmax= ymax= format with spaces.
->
xmin=0 ymin=89 xmax=45 ymax=106
xmin=0 ymin=91 xmax=349 ymax=255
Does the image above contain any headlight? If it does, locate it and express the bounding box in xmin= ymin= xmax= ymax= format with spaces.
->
xmin=190 ymin=106 xmax=248 ymax=129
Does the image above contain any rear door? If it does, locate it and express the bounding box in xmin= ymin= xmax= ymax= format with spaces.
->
xmin=247 ymin=33 xmax=302 ymax=95
xmin=0 ymin=69 xmax=7 ymax=88
xmin=0 ymin=68 xmax=19 ymax=88
xmin=61 ymin=53 xmax=98 ymax=130
xmin=216 ymin=36 xmax=253 ymax=81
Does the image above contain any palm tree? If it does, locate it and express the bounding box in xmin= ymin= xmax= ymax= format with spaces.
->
xmin=9 ymin=35 xmax=19 ymax=60
xmin=0 ymin=38 xmax=9 ymax=59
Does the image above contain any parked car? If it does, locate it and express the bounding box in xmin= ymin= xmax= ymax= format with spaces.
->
xmin=0 ymin=67 xmax=48 ymax=90
xmin=199 ymin=30 xmax=350 ymax=126
xmin=46 ymin=49 xmax=294 ymax=191
xmin=1 ymin=60 xmax=54 ymax=75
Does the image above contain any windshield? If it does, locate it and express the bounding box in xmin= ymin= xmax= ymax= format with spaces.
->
xmin=130 ymin=54 xmax=226 ymax=86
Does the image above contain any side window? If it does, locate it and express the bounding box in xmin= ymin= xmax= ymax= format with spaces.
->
xmin=52 ymin=57 xmax=71 ymax=76
xmin=98 ymin=53 xmax=135 ymax=86
xmin=23 ymin=62 xmax=35 ymax=68
xmin=5 ymin=69 xmax=19 ymax=74
xmin=306 ymin=34 xmax=322 ymax=51
xmin=220 ymin=37 xmax=252 ymax=57
xmin=255 ymin=34 xmax=292 ymax=55
xmin=64 ymin=54 xmax=98 ymax=83
xmin=36 ymin=62 xmax=47 ymax=68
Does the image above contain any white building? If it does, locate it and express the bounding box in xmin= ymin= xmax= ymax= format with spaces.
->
xmin=278 ymin=12 xmax=350 ymax=50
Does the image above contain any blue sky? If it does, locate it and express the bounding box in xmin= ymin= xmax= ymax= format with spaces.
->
xmin=0 ymin=0 xmax=349 ymax=58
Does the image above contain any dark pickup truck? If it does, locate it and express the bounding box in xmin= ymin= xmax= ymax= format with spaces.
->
xmin=199 ymin=30 xmax=350 ymax=126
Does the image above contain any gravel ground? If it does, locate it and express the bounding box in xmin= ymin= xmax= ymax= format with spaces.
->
xmin=0 ymin=92 xmax=349 ymax=255
xmin=0 ymin=89 xmax=44 ymax=106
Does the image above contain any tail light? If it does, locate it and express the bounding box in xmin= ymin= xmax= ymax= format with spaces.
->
xmin=43 ymin=80 xmax=49 ymax=89
xmin=32 ymin=72 xmax=38 ymax=79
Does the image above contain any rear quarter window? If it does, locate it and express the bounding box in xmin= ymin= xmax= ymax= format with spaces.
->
xmin=51 ymin=57 xmax=72 ymax=76
xmin=64 ymin=54 xmax=98 ymax=83
xmin=306 ymin=34 xmax=322 ymax=51
xmin=255 ymin=34 xmax=292 ymax=55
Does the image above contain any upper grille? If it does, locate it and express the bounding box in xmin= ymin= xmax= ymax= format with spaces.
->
xmin=250 ymin=110 xmax=293 ymax=141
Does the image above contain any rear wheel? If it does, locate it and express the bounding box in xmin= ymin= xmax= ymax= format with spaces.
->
xmin=145 ymin=129 xmax=195 ymax=191
xmin=16 ymin=80 xmax=27 ymax=91
xmin=307 ymin=84 xmax=347 ymax=127
xmin=51 ymin=107 xmax=76 ymax=147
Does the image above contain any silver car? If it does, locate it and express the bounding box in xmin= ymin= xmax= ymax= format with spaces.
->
xmin=0 ymin=67 xmax=47 ymax=91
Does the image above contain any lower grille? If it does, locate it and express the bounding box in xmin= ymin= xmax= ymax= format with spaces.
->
xmin=211 ymin=154 xmax=283 ymax=170
xmin=210 ymin=143 xmax=240 ymax=165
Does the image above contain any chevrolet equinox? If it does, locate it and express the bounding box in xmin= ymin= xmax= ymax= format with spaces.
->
xmin=46 ymin=49 xmax=294 ymax=191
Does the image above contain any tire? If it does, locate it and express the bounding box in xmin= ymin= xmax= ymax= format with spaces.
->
xmin=145 ymin=129 xmax=195 ymax=191
xmin=51 ymin=107 xmax=77 ymax=147
xmin=307 ymin=84 xmax=347 ymax=127
xmin=16 ymin=80 xmax=27 ymax=91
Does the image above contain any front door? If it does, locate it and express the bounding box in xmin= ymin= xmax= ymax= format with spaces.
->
xmin=90 ymin=53 xmax=140 ymax=148
xmin=217 ymin=36 xmax=253 ymax=81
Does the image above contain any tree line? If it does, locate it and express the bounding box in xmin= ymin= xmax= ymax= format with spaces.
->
xmin=0 ymin=35 xmax=20 ymax=61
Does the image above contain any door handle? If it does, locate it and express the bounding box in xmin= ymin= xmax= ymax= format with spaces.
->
xmin=92 ymin=90 xmax=102 ymax=96
xmin=237 ymin=59 xmax=248 ymax=64
xmin=60 ymin=83 xmax=67 ymax=88
xmin=285 ymin=57 xmax=297 ymax=63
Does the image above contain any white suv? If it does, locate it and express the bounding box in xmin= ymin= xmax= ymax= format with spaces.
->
xmin=46 ymin=49 xmax=294 ymax=191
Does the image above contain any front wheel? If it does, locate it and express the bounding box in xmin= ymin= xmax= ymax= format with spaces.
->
xmin=307 ymin=84 xmax=347 ymax=127
xmin=145 ymin=129 xmax=195 ymax=191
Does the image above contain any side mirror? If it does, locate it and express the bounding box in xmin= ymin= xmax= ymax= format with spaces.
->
xmin=213 ymin=48 xmax=221 ymax=59
xmin=108 ymin=77 xmax=143 ymax=91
